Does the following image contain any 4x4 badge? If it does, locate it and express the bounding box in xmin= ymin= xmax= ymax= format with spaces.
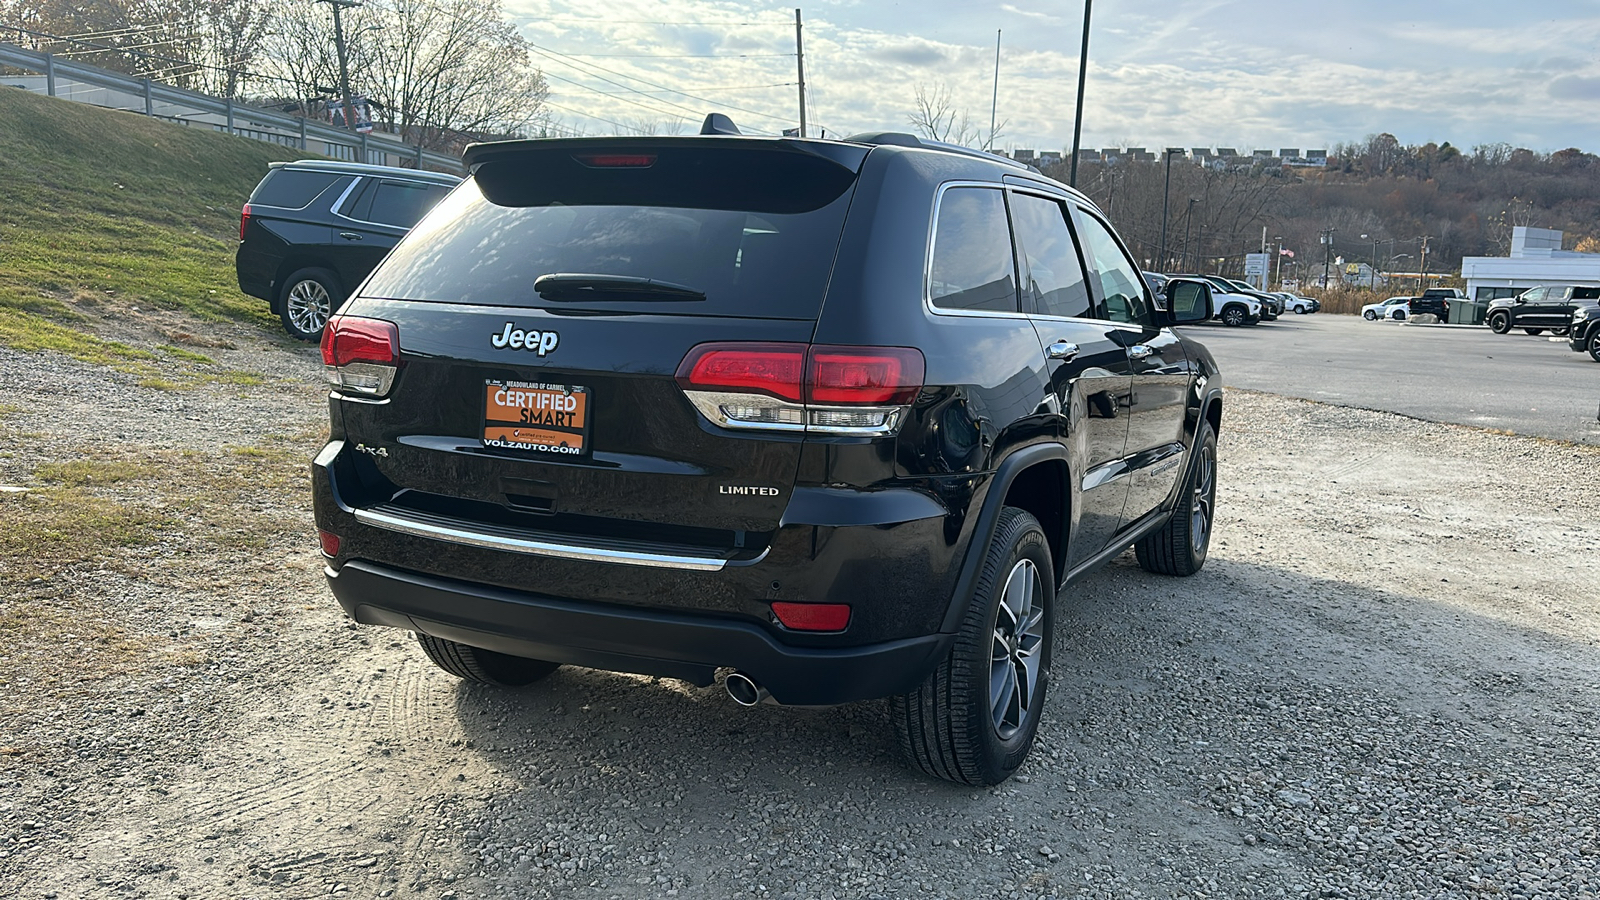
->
xmin=491 ymin=322 xmax=559 ymax=356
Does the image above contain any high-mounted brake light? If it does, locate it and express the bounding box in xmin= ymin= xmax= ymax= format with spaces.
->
xmin=322 ymin=315 xmax=401 ymax=396
xmin=676 ymin=343 xmax=925 ymax=436
xmin=239 ymin=203 xmax=251 ymax=242
xmin=573 ymin=153 xmax=658 ymax=168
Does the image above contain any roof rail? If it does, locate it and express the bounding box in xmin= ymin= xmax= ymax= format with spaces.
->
xmin=843 ymin=132 xmax=1039 ymax=172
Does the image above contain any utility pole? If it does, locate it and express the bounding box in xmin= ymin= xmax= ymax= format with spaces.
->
xmin=1182 ymin=198 xmax=1196 ymax=272
xmin=1158 ymin=148 xmax=1179 ymax=271
xmin=794 ymin=9 xmax=807 ymax=138
xmin=1418 ymin=235 xmax=1431 ymax=293
xmin=1273 ymin=236 xmax=1283 ymax=288
xmin=988 ymin=29 xmax=1001 ymax=152
xmin=1068 ymin=0 xmax=1092 ymax=186
xmin=1321 ymin=227 xmax=1335 ymax=288
xmin=318 ymin=0 xmax=362 ymax=133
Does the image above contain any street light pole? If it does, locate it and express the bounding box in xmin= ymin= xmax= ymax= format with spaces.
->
xmin=1182 ymin=198 xmax=1196 ymax=272
xmin=1157 ymin=148 xmax=1179 ymax=271
xmin=1068 ymin=0 xmax=1092 ymax=187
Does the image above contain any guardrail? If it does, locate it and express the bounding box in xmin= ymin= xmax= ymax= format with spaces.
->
xmin=0 ymin=40 xmax=465 ymax=174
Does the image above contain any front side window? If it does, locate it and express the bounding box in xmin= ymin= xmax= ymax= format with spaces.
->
xmin=1519 ymin=287 xmax=1547 ymax=303
xmin=929 ymin=187 xmax=1018 ymax=313
xmin=1075 ymin=211 xmax=1151 ymax=326
xmin=1009 ymin=192 xmax=1091 ymax=319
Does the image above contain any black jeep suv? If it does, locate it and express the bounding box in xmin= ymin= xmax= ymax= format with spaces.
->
xmin=311 ymin=123 xmax=1224 ymax=785
xmin=236 ymin=160 xmax=460 ymax=340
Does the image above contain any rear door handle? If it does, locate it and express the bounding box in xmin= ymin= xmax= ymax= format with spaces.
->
xmin=1046 ymin=341 xmax=1080 ymax=361
xmin=1129 ymin=344 xmax=1154 ymax=360
xmin=338 ymin=232 xmax=363 ymax=241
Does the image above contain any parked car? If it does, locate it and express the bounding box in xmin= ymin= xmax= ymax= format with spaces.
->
xmin=1221 ymin=278 xmax=1281 ymax=319
xmin=1486 ymin=284 xmax=1599 ymax=336
xmin=237 ymin=160 xmax=462 ymax=339
xmin=311 ymin=119 xmax=1225 ymax=786
xmin=1563 ymin=292 xmax=1600 ymax=360
xmin=1406 ymin=287 xmax=1463 ymax=322
xmin=1271 ymin=291 xmax=1316 ymax=314
xmin=1175 ymin=275 xmax=1262 ymax=325
xmin=1362 ymin=296 xmax=1412 ymax=320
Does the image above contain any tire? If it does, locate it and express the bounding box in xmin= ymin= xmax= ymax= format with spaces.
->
xmin=1553 ymin=327 xmax=1569 ymax=337
xmin=1136 ymin=419 xmax=1217 ymax=577
xmin=1524 ymin=328 xmax=1543 ymax=336
xmin=415 ymin=633 xmax=560 ymax=687
xmin=1488 ymin=312 xmax=1510 ymax=334
xmin=1393 ymin=310 xmax=1407 ymax=321
xmin=1294 ymin=305 xmax=1306 ymax=314
xmin=1588 ymin=329 xmax=1600 ymax=363
xmin=1363 ymin=310 xmax=1378 ymax=320
xmin=279 ymin=267 xmax=343 ymax=341
xmin=890 ymin=507 xmax=1054 ymax=786
xmin=1220 ymin=305 xmax=1247 ymax=327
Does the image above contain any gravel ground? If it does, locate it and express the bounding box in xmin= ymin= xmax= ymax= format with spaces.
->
xmin=1 ymin=323 xmax=1598 ymax=900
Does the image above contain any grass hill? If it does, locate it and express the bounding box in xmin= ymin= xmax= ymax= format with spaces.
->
xmin=0 ymin=86 xmax=313 ymax=364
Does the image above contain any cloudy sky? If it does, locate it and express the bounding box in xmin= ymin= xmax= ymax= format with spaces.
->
xmin=506 ymin=0 xmax=1600 ymax=153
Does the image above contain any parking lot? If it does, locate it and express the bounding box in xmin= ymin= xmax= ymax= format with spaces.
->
xmin=1187 ymin=314 xmax=1600 ymax=445
xmin=3 ymin=318 xmax=1599 ymax=900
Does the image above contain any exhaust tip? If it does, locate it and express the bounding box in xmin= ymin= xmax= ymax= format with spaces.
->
xmin=724 ymin=671 xmax=768 ymax=707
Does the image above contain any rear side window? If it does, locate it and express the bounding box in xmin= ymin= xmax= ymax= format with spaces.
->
xmin=929 ymin=187 xmax=1018 ymax=313
xmin=360 ymin=176 xmax=856 ymax=320
xmin=1009 ymin=192 xmax=1091 ymax=319
xmin=250 ymin=169 xmax=345 ymax=209
xmin=365 ymin=181 xmax=452 ymax=228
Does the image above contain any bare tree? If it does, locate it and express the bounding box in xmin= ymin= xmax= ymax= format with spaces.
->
xmin=907 ymin=82 xmax=981 ymax=147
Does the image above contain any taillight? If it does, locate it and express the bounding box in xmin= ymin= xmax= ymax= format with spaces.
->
xmin=321 ymin=315 xmax=400 ymax=396
xmin=239 ymin=203 xmax=251 ymax=241
xmin=676 ymin=343 xmax=924 ymax=436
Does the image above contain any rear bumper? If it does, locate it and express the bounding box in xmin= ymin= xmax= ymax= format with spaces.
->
xmin=327 ymin=559 xmax=949 ymax=705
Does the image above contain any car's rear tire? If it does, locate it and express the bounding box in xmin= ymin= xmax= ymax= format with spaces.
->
xmin=1136 ymin=418 xmax=1217 ymax=577
xmin=1221 ymin=305 xmax=1247 ymax=327
xmin=1553 ymin=327 xmax=1569 ymax=336
xmin=1488 ymin=312 xmax=1510 ymax=334
xmin=1524 ymin=328 xmax=1543 ymax=336
xmin=1588 ymin=329 xmax=1600 ymax=363
xmin=1363 ymin=310 xmax=1378 ymax=320
xmin=1393 ymin=310 xmax=1407 ymax=321
xmin=279 ymin=267 xmax=343 ymax=341
xmin=415 ymin=633 xmax=560 ymax=687
xmin=890 ymin=507 xmax=1053 ymax=786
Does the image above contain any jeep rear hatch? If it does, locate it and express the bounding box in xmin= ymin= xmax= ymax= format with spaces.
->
xmin=335 ymin=138 xmax=878 ymax=583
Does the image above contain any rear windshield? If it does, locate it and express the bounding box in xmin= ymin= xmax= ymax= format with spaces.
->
xmin=360 ymin=150 xmax=858 ymax=319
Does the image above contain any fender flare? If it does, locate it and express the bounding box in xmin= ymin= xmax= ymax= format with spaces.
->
xmin=937 ymin=442 xmax=1070 ymax=634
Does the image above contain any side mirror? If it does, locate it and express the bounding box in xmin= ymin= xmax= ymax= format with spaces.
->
xmin=1167 ymin=282 xmax=1211 ymax=325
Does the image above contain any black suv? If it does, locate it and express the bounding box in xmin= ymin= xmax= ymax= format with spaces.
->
xmin=236 ymin=160 xmax=461 ymax=339
xmin=1486 ymin=284 xmax=1600 ymax=336
xmin=311 ymin=124 xmax=1224 ymax=785
xmin=1566 ymin=294 xmax=1600 ymax=361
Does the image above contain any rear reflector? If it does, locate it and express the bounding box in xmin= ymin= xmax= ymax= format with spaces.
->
xmin=574 ymin=153 xmax=658 ymax=168
xmin=318 ymin=529 xmax=341 ymax=557
xmin=771 ymin=602 xmax=851 ymax=632
xmin=322 ymin=316 xmax=400 ymax=396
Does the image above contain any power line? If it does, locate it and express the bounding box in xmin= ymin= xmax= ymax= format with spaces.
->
xmin=539 ymin=69 xmax=728 ymax=126
xmin=552 ymin=52 xmax=794 ymax=59
xmin=525 ymin=41 xmax=795 ymax=126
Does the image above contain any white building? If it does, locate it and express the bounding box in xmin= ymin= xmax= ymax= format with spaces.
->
xmin=1460 ymin=227 xmax=1600 ymax=324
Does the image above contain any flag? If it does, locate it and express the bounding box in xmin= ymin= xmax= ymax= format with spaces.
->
xmin=782 ymin=127 xmax=801 ymax=137
xmin=1280 ymin=248 xmax=1295 ymax=258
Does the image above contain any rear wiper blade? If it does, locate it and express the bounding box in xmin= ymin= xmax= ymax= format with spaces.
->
xmin=533 ymin=273 xmax=706 ymax=302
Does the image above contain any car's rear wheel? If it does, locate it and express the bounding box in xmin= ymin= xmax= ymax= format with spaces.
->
xmin=1393 ymin=310 xmax=1407 ymax=321
xmin=1553 ymin=327 xmax=1569 ymax=336
xmin=1588 ymin=330 xmax=1600 ymax=363
xmin=1136 ymin=418 xmax=1217 ymax=576
xmin=1488 ymin=312 xmax=1510 ymax=334
xmin=415 ymin=633 xmax=560 ymax=687
xmin=890 ymin=507 xmax=1053 ymax=785
xmin=1363 ymin=310 xmax=1378 ymax=320
xmin=279 ymin=267 xmax=343 ymax=341
xmin=1524 ymin=328 xmax=1543 ymax=336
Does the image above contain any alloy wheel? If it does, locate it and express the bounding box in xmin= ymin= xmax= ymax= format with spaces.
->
xmin=989 ymin=559 xmax=1046 ymax=740
xmin=286 ymin=279 xmax=332 ymax=335
xmin=1190 ymin=442 xmax=1216 ymax=553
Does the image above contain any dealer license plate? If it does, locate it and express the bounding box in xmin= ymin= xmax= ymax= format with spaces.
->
xmin=482 ymin=380 xmax=590 ymax=457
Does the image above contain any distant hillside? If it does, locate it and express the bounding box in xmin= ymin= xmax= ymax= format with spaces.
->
xmin=0 ymin=87 xmax=312 ymax=359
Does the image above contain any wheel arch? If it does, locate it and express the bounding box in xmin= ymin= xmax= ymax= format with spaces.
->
xmin=939 ymin=444 xmax=1071 ymax=633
